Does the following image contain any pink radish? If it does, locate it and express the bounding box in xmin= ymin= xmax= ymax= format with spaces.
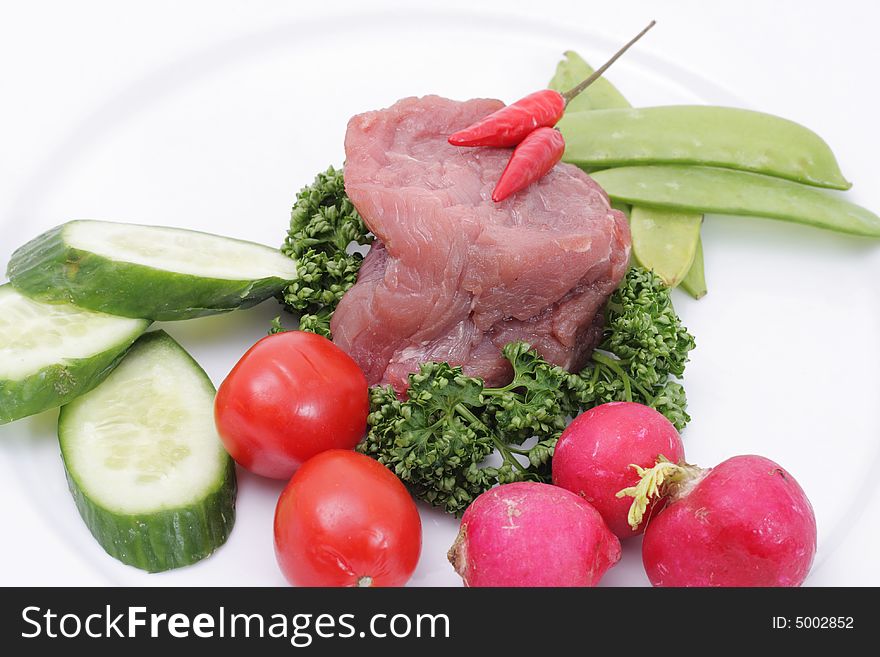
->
xmin=620 ymin=454 xmax=817 ymax=587
xmin=448 ymin=482 xmax=620 ymax=587
xmin=552 ymin=401 xmax=685 ymax=539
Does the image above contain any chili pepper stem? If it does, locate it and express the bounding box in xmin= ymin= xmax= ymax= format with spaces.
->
xmin=561 ymin=20 xmax=656 ymax=105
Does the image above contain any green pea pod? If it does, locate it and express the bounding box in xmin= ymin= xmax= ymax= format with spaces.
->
xmin=548 ymin=51 xmax=631 ymax=112
xmin=591 ymin=165 xmax=880 ymax=237
xmin=630 ymin=207 xmax=702 ymax=288
xmin=560 ymin=107 xmax=851 ymax=190
xmin=679 ymin=238 xmax=707 ymax=299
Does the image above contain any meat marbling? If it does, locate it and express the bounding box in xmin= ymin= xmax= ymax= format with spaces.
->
xmin=331 ymin=96 xmax=630 ymax=391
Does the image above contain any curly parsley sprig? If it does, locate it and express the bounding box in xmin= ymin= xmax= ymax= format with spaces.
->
xmin=359 ymin=349 xmax=570 ymax=515
xmin=275 ymin=166 xmax=372 ymax=337
xmin=571 ymin=265 xmax=696 ymax=430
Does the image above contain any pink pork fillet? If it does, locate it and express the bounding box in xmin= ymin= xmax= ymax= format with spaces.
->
xmin=331 ymin=95 xmax=630 ymax=391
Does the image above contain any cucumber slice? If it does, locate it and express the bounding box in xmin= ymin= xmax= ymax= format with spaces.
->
xmin=0 ymin=285 xmax=148 ymax=425
xmin=58 ymin=330 xmax=235 ymax=572
xmin=8 ymin=220 xmax=298 ymax=320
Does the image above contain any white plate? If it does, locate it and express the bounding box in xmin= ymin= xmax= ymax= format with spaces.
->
xmin=1 ymin=8 xmax=879 ymax=587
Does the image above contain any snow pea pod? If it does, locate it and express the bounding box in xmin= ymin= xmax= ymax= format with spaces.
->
xmin=629 ymin=206 xmax=705 ymax=297
xmin=591 ymin=165 xmax=880 ymax=237
xmin=559 ymin=106 xmax=851 ymax=190
xmin=630 ymin=207 xmax=702 ymax=287
xmin=679 ymin=239 xmax=707 ymax=299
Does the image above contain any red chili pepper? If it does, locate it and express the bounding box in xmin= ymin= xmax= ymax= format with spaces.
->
xmin=448 ymin=90 xmax=566 ymax=148
xmin=449 ymin=21 xmax=655 ymax=150
xmin=492 ymin=127 xmax=565 ymax=202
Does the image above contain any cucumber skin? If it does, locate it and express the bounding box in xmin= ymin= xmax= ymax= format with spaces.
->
xmin=7 ymin=223 xmax=293 ymax=321
xmin=58 ymin=330 xmax=237 ymax=572
xmin=63 ymin=457 xmax=236 ymax=573
xmin=0 ymin=321 xmax=149 ymax=425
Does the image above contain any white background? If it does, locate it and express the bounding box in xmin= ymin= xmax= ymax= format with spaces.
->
xmin=0 ymin=0 xmax=878 ymax=586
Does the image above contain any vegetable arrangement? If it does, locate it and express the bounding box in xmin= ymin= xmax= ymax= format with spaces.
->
xmin=448 ymin=407 xmax=817 ymax=587
xmin=0 ymin=22 xmax=870 ymax=588
xmin=1 ymin=222 xmax=300 ymax=571
xmin=551 ymin=50 xmax=880 ymax=296
xmin=360 ymin=266 xmax=694 ymax=515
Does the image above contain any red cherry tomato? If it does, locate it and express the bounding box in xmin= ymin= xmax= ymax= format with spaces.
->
xmin=274 ymin=450 xmax=422 ymax=587
xmin=214 ymin=331 xmax=369 ymax=479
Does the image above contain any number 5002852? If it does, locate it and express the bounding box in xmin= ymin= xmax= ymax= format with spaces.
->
xmin=795 ymin=617 xmax=854 ymax=629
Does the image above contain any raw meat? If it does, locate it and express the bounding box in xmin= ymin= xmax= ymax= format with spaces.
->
xmin=331 ymin=96 xmax=630 ymax=390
